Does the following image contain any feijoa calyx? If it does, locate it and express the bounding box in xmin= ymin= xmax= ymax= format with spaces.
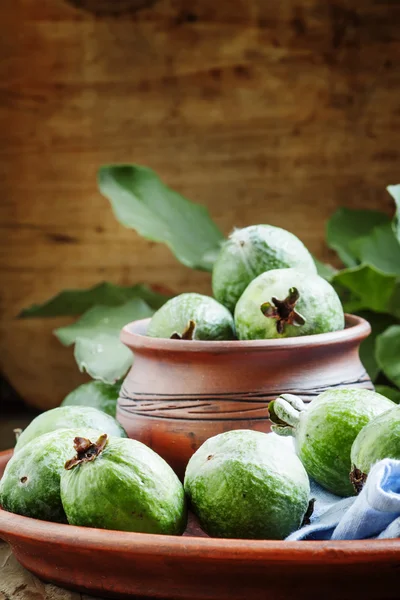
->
xmin=60 ymin=434 xmax=187 ymax=535
xmin=212 ymin=224 xmax=317 ymax=312
xmin=234 ymin=268 xmax=344 ymax=340
xmin=14 ymin=405 xmax=127 ymax=452
xmin=350 ymin=405 xmax=400 ymax=493
xmin=0 ymin=427 xmax=103 ymax=522
xmin=147 ymin=292 xmax=235 ymax=340
xmin=269 ymin=389 xmax=395 ymax=497
xmin=184 ymin=430 xmax=310 ymax=539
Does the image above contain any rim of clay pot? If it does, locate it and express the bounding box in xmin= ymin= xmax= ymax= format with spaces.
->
xmin=120 ymin=314 xmax=370 ymax=353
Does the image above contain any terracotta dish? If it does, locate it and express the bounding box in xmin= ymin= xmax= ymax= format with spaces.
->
xmin=0 ymin=450 xmax=399 ymax=599
xmin=118 ymin=314 xmax=372 ymax=477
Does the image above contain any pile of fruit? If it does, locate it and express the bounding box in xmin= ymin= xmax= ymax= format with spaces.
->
xmin=1 ymin=387 xmax=399 ymax=540
xmin=1 ymin=223 xmax=399 ymax=540
xmin=146 ymin=224 xmax=345 ymax=341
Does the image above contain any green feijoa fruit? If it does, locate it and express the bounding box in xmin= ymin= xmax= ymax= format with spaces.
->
xmin=61 ymin=381 xmax=121 ymax=417
xmin=234 ymin=268 xmax=344 ymax=340
xmin=269 ymin=389 xmax=395 ymax=497
xmin=146 ymin=293 xmax=235 ymax=341
xmin=212 ymin=225 xmax=317 ymax=313
xmin=0 ymin=428 xmax=103 ymax=522
xmin=14 ymin=405 xmax=127 ymax=452
xmin=184 ymin=430 xmax=310 ymax=540
xmin=350 ymin=406 xmax=400 ymax=492
xmin=60 ymin=434 xmax=187 ymax=535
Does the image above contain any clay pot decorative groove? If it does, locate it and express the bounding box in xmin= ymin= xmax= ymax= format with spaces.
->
xmin=118 ymin=314 xmax=372 ymax=478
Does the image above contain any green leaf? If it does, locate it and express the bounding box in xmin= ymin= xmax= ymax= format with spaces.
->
xmin=356 ymin=312 xmax=396 ymax=381
xmin=61 ymin=380 xmax=120 ymax=416
xmin=55 ymin=298 xmax=153 ymax=346
xmin=326 ymin=208 xmax=389 ymax=267
xmin=332 ymin=264 xmax=397 ymax=314
xmin=375 ymin=385 xmax=400 ymax=405
xmin=350 ymin=223 xmax=400 ymax=275
xmin=387 ymin=184 xmax=400 ymax=243
xmin=313 ymin=257 xmax=337 ymax=281
xmin=55 ymin=298 xmax=153 ymax=383
xmin=19 ymin=282 xmax=170 ymax=318
xmin=388 ymin=281 xmax=400 ymax=320
xmin=376 ymin=325 xmax=400 ymax=388
xmin=74 ymin=334 xmax=133 ymax=384
xmin=98 ymin=164 xmax=224 ymax=271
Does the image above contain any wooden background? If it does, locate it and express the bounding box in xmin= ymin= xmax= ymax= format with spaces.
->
xmin=1 ymin=0 xmax=399 ymax=410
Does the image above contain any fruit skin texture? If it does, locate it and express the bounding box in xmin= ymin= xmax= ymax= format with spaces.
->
xmin=184 ymin=430 xmax=310 ymax=540
xmin=60 ymin=436 xmax=187 ymax=535
xmin=234 ymin=267 xmax=344 ymax=340
xmin=0 ymin=427 xmax=102 ymax=522
xmin=14 ymin=405 xmax=127 ymax=452
xmin=351 ymin=405 xmax=400 ymax=489
xmin=212 ymin=225 xmax=317 ymax=313
xmin=270 ymin=389 xmax=395 ymax=497
xmin=146 ymin=293 xmax=235 ymax=340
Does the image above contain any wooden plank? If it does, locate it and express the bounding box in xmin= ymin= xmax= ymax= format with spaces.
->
xmin=1 ymin=0 xmax=399 ymax=409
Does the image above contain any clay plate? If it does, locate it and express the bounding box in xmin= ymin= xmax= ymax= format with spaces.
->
xmin=0 ymin=450 xmax=399 ymax=599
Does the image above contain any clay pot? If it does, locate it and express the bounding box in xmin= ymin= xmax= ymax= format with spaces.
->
xmin=117 ymin=314 xmax=372 ymax=478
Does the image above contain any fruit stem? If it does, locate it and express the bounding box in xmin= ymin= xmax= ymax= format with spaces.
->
xmin=269 ymin=394 xmax=305 ymax=436
xmin=350 ymin=465 xmax=368 ymax=494
xmin=170 ymin=320 xmax=196 ymax=340
xmin=260 ymin=287 xmax=306 ymax=334
xmin=13 ymin=428 xmax=23 ymax=442
xmin=65 ymin=434 xmax=108 ymax=470
xmin=301 ymin=498 xmax=316 ymax=526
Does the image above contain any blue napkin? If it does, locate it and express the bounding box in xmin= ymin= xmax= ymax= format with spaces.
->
xmin=287 ymin=459 xmax=400 ymax=541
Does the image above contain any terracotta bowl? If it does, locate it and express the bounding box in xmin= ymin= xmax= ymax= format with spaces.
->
xmin=1 ymin=450 xmax=400 ymax=600
xmin=118 ymin=314 xmax=372 ymax=478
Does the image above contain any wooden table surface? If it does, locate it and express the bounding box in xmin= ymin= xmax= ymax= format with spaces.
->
xmin=0 ymin=540 xmax=105 ymax=600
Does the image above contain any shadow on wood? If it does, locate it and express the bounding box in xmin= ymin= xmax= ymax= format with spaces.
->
xmin=64 ymin=0 xmax=158 ymax=16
